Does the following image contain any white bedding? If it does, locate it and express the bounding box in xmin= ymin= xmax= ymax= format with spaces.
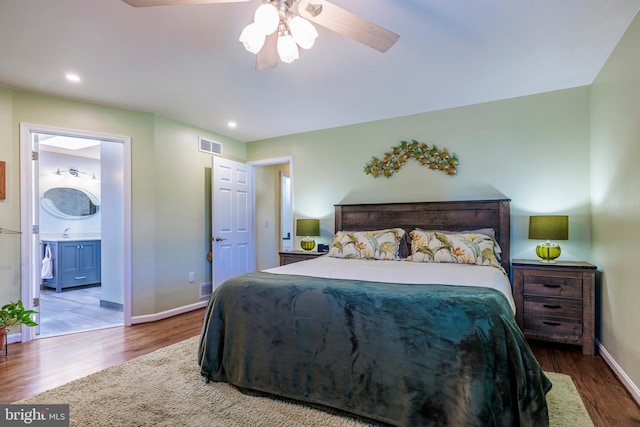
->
xmin=264 ymin=255 xmax=516 ymax=314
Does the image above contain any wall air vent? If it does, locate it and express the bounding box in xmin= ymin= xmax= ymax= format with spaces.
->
xmin=199 ymin=137 xmax=223 ymax=156
xmin=199 ymin=282 xmax=213 ymax=299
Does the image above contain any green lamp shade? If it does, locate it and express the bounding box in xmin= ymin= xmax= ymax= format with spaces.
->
xmin=296 ymin=219 xmax=320 ymax=251
xmin=528 ymin=215 xmax=568 ymax=263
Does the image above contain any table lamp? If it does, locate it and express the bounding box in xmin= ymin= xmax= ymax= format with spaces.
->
xmin=296 ymin=219 xmax=319 ymax=251
xmin=528 ymin=215 xmax=568 ymax=263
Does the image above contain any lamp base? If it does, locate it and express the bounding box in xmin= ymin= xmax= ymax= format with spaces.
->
xmin=300 ymin=237 xmax=316 ymax=252
xmin=535 ymin=241 xmax=561 ymax=263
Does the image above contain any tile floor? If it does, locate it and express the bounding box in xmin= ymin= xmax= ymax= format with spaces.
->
xmin=37 ymin=285 xmax=123 ymax=338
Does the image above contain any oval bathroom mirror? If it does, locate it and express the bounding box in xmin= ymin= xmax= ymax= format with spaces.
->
xmin=41 ymin=187 xmax=100 ymax=219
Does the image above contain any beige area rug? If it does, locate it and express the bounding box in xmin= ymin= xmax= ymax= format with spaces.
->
xmin=18 ymin=336 xmax=593 ymax=427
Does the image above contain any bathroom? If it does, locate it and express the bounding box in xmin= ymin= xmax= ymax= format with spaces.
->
xmin=36 ymin=134 xmax=123 ymax=337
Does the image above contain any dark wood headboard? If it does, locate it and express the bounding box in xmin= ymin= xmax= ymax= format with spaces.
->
xmin=334 ymin=199 xmax=511 ymax=272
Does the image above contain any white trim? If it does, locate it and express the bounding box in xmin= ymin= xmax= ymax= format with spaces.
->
xmin=122 ymin=133 xmax=133 ymax=327
xmin=131 ymin=300 xmax=208 ymax=324
xmin=247 ymin=156 xmax=292 ymax=167
xmin=597 ymin=339 xmax=640 ymax=406
xmin=19 ymin=123 xmax=133 ymax=338
xmin=6 ymin=332 xmax=22 ymax=345
xmin=5 ymin=300 xmax=205 ymax=343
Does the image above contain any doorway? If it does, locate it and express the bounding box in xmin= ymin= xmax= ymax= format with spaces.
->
xmin=20 ymin=123 xmax=132 ymax=341
xmin=249 ymin=157 xmax=293 ymax=271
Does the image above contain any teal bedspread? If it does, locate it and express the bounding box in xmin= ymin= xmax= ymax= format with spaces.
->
xmin=198 ymin=271 xmax=551 ymax=426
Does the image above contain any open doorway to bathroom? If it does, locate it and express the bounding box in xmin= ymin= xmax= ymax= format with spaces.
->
xmin=20 ymin=124 xmax=129 ymax=339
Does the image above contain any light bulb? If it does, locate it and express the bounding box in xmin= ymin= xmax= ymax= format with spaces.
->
xmin=254 ymin=4 xmax=279 ymax=35
xmin=277 ymin=33 xmax=299 ymax=64
xmin=289 ymin=16 xmax=318 ymax=49
xmin=239 ymin=23 xmax=266 ymax=54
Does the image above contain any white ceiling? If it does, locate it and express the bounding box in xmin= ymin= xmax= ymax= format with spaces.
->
xmin=1 ymin=0 xmax=639 ymax=142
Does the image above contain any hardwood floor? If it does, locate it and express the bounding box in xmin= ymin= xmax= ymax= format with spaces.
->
xmin=1 ymin=309 xmax=639 ymax=426
xmin=530 ymin=340 xmax=640 ymax=427
xmin=0 ymin=308 xmax=204 ymax=404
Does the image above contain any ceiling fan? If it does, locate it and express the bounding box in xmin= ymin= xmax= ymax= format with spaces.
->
xmin=122 ymin=0 xmax=400 ymax=70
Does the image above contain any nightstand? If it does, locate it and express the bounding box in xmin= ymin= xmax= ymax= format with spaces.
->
xmin=512 ymin=259 xmax=597 ymax=355
xmin=279 ymin=251 xmax=325 ymax=266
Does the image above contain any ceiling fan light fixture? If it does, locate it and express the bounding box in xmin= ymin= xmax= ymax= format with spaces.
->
xmin=277 ymin=32 xmax=299 ymax=64
xmin=239 ymin=22 xmax=266 ymax=54
xmin=288 ymin=15 xmax=317 ymax=49
xmin=254 ymin=3 xmax=280 ymax=35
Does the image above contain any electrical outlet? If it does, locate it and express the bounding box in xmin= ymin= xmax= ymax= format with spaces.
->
xmin=188 ymin=272 xmax=195 ymax=283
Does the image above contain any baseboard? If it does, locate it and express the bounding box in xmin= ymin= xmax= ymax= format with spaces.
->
xmin=100 ymin=299 xmax=124 ymax=312
xmin=6 ymin=332 xmax=20 ymax=345
xmin=131 ymin=300 xmax=208 ymax=324
xmin=597 ymin=339 xmax=640 ymax=406
xmin=5 ymin=301 xmax=207 ymax=344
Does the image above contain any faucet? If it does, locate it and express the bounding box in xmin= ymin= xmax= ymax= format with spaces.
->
xmin=63 ymin=228 xmax=71 ymax=238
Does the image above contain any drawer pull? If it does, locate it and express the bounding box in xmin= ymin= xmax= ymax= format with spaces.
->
xmin=542 ymin=321 xmax=562 ymax=326
xmin=542 ymin=304 xmax=562 ymax=309
xmin=542 ymin=284 xmax=561 ymax=288
xmin=74 ymin=276 xmax=87 ymax=280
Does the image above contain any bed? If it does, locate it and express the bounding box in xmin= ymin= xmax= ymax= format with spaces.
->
xmin=198 ymin=199 xmax=551 ymax=426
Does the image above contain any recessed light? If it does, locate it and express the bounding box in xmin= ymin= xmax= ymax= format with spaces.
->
xmin=65 ymin=73 xmax=81 ymax=83
xmin=227 ymin=121 xmax=237 ymax=128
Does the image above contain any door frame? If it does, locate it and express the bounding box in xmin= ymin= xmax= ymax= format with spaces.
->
xmin=19 ymin=123 xmax=133 ymax=341
xmin=248 ymin=156 xmax=294 ymax=263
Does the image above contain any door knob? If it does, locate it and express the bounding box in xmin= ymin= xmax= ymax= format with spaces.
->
xmin=214 ymin=237 xmax=227 ymax=242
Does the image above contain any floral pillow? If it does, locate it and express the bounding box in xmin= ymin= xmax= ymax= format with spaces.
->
xmin=409 ymin=229 xmax=505 ymax=273
xmin=328 ymin=228 xmax=406 ymax=260
xmin=413 ymin=227 xmax=501 ymax=259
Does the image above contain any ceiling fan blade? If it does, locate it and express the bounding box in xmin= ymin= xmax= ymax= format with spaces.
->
xmin=297 ymin=0 xmax=399 ymax=52
xmin=122 ymin=0 xmax=249 ymax=7
xmin=256 ymin=32 xmax=279 ymax=70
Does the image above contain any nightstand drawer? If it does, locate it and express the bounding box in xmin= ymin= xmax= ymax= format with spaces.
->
xmin=524 ymin=296 xmax=582 ymax=319
xmin=523 ymin=275 xmax=582 ymax=298
xmin=524 ymin=314 xmax=582 ymax=337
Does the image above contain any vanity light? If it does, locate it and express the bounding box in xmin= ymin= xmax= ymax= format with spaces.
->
xmin=54 ymin=168 xmax=98 ymax=180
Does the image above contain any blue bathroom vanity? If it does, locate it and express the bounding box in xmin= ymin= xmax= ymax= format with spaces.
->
xmin=41 ymin=239 xmax=101 ymax=292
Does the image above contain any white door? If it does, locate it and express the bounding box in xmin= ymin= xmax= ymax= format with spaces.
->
xmin=212 ymin=157 xmax=255 ymax=289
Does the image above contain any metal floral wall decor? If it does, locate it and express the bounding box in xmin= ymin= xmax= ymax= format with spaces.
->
xmin=364 ymin=139 xmax=459 ymax=178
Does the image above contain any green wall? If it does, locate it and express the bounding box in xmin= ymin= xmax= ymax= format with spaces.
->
xmin=591 ymin=11 xmax=640 ymax=396
xmin=0 ymin=88 xmax=246 ymax=315
xmin=247 ymin=87 xmax=593 ymax=262
xmin=0 ymin=86 xmax=20 ymax=304
xmin=3 ymin=13 xmax=640 ymax=399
